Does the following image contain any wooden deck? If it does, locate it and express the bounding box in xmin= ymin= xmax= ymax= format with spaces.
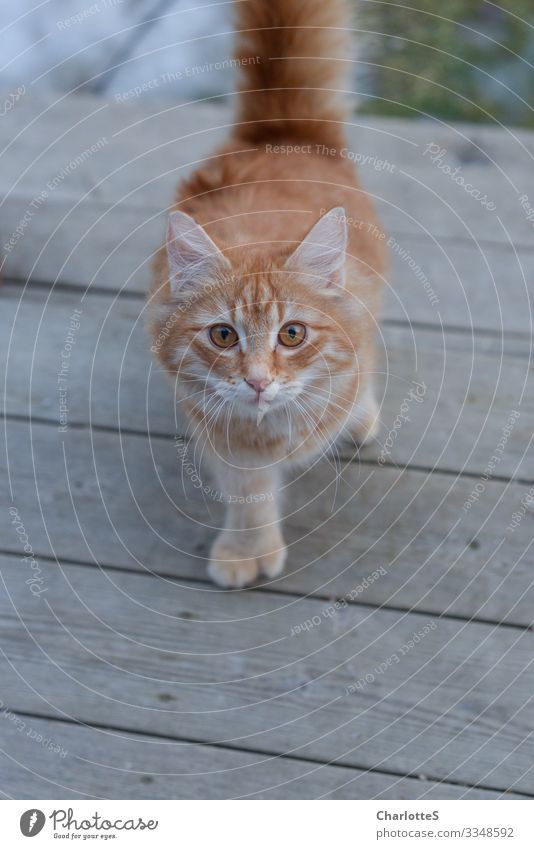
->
xmin=1 ymin=91 xmax=534 ymax=799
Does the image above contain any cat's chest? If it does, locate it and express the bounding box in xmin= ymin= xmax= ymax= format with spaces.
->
xmin=204 ymin=411 xmax=342 ymax=466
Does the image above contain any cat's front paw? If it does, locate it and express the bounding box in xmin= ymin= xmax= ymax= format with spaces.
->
xmin=208 ymin=554 xmax=260 ymax=588
xmin=208 ymin=532 xmax=287 ymax=588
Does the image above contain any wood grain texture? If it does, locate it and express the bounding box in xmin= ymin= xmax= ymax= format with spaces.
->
xmin=0 ymin=715 xmax=518 ymax=800
xmin=1 ymin=285 xmax=533 ymax=481
xmin=2 ymin=93 xmax=533 ymax=213
xmin=0 ymin=557 xmax=532 ymax=794
xmin=1 ymin=417 xmax=533 ymax=627
xmin=1 ymin=93 xmax=533 ymax=800
xmin=0 ymin=94 xmax=533 ymax=333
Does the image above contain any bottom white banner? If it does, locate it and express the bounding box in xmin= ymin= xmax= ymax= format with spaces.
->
xmin=1 ymin=799 xmax=532 ymax=847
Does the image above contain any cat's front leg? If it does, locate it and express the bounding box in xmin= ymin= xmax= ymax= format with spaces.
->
xmin=207 ymin=463 xmax=286 ymax=588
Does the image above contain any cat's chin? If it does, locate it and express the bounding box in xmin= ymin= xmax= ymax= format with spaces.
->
xmin=237 ymin=393 xmax=284 ymax=413
xmin=238 ymin=399 xmax=275 ymax=420
xmin=228 ymin=398 xmax=293 ymax=429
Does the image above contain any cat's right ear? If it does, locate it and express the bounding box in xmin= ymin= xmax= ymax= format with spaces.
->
xmin=166 ymin=211 xmax=231 ymax=296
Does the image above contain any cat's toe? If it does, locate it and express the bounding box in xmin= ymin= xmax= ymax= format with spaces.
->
xmin=258 ymin=545 xmax=287 ymax=579
xmin=207 ymin=555 xmax=259 ymax=588
xmin=207 ymin=532 xmax=287 ymax=587
xmin=208 ymin=533 xmax=261 ymax=588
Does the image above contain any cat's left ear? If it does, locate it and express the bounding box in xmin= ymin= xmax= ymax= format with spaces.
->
xmin=284 ymin=207 xmax=347 ymax=289
xmin=166 ymin=210 xmax=231 ymax=296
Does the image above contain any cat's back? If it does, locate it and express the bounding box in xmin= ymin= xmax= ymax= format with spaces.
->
xmin=175 ymin=144 xmax=388 ymax=281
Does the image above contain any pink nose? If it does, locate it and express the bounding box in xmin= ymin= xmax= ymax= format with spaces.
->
xmin=245 ymin=376 xmax=272 ymax=394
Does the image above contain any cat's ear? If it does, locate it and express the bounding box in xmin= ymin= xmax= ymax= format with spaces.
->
xmin=284 ymin=207 xmax=347 ymax=289
xmin=166 ymin=211 xmax=231 ymax=296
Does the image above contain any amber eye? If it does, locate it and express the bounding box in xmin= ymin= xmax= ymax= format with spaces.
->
xmin=209 ymin=324 xmax=238 ymax=348
xmin=278 ymin=322 xmax=306 ymax=347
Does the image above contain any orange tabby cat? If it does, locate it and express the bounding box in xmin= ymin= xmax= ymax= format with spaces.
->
xmin=150 ymin=0 xmax=388 ymax=587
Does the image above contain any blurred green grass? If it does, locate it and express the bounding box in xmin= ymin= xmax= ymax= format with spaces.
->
xmin=358 ymin=0 xmax=534 ymax=127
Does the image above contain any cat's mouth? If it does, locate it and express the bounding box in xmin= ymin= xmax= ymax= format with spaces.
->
xmin=246 ymin=393 xmax=272 ymax=418
xmin=254 ymin=396 xmax=272 ymax=424
xmin=243 ymin=392 xmax=278 ymax=425
xmin=243 ymin=381 xmax=281 ymax=410
xmin=247 ymin=393 xmax=270 ymax=407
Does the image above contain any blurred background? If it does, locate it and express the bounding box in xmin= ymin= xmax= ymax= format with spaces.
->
xmin=3 ymin=0 xmax=533 ymax=127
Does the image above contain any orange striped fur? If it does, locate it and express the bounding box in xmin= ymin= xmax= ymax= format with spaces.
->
xmin=150 ymin=0 xmax=388 ymax=586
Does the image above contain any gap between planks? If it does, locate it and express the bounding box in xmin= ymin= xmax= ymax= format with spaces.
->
xmin=0 ymin=708 xmax=528 ymax=800
xmin=0 ymin=543 xmax=530 ymax=634
xmin=2 ymin=411 xmax=533 ymax=491
xmin=7 ymin=275 xmax=533 ymax=345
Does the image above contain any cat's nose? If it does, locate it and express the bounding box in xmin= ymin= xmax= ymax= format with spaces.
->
xmin=245 ymin=376 xmax=273 ymax=394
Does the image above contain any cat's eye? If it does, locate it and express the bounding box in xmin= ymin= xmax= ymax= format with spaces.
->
xmin=278 ymin=322 xmax=307 ymax=348
xmin=209 ymin=324 xmax=238 ymax=348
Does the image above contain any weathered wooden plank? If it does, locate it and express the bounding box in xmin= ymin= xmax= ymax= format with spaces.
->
xmin=2 ymin=420 xmax=534 ymax=627
xmin=1 ymin=94 xmax=534 ymax=312
xmin=0 ymin=557 xmax=532 ymax=793
xmin=2 ymin=92 xmax=534 ymax=209
xmin=4 ymin=176 xmax=534 ymax=338
xmin=0 ymin=714 xmax=513 ymax=800
xmin=1 ymin=285 xmax=532 ymax=480
xmin=1 ymin=92 xmax=532 ymax=806
xmin=384 ymin=234 xmax=534 ymax=336
xmin=5 ymin=204 xmax=534 ymax=337
xmin=1 ymin=192 xmax=163 ymax=296
xmin=2 ymin=186 xmax=534 ymax=321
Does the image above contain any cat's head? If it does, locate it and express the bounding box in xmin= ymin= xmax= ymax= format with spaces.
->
xmin=153 ymin=207 xmax=363 ymax=425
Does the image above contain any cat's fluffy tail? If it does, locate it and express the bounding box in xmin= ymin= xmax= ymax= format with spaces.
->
xmin=233 ymin=0 xmax=352 ymax=146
